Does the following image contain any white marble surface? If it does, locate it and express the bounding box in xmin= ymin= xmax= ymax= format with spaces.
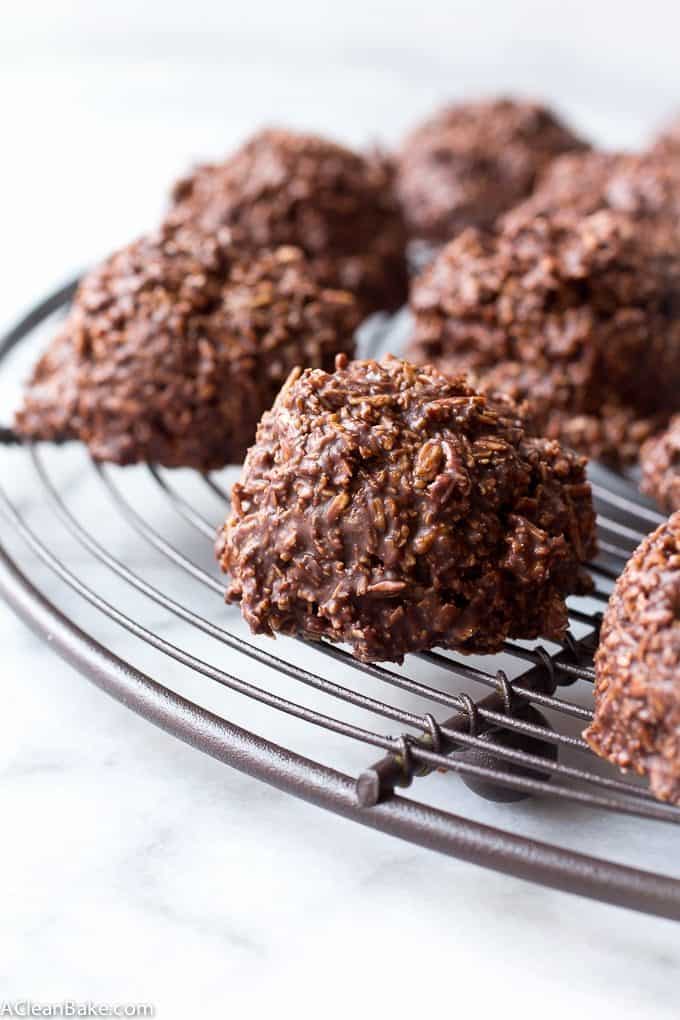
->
xmin=3 ymin=4 xmax=680 ymax=1015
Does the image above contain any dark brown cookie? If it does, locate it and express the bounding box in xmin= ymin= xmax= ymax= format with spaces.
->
xmin=218 ymin=354 xmax=596 ymax=663
xmin=641 ymin=416 xmax=680 ymax=513
xmin=408 ymin=207 xmax=680 ymax=466
xmin=505 ymin=148 xmax=680 ymax=252
xmin=585 ymin=512 xmax=680 ymax=804
xmin=169 ymin=128 xmax=408 ymax=318
xmin=396 ymin=97 xmax=587 ymax=243
xmin=15 ymin=225 xmax=359 ymax=469
xmin=502 ymin=149 xmax=621 ymax=224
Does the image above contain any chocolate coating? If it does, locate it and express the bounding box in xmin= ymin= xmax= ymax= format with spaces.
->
xmin=15 ymin=225 xmax=359 ymax=469
xmin=218 ymin=355 xmax=596 ymax=663
xmin=408 ymin=207 xmax=680 ymax=466
xmin=505 ymin=148 xmax=680 ymax=252
xmin=585 ymin=512 xmax=680 ymax=804
xmin=396 ymin=97 xmax=587 ymax=243
xmin=641 ymin=416 xmax=680 ymax=513
xmin=503 ymin=150 xmax=620 ymax=222
xmin=169 ymin=128 xmax=408 ymax=318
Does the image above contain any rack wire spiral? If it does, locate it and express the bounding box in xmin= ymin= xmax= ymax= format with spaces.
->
xmin=2 ymin=280 xmax=679 ymax=920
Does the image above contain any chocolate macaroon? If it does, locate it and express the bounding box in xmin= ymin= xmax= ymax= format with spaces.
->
xmin=15 ymin=224 xmax=359 ymax=470
xmin=641 ymin=417 xmax=680 ymax=513
xmin=218 ymin=354 xmax=596 ymax=663
xmin=502 ymin=150 xmax=621 ymax=223
xmin=408 ymin=207 xmax=680 ymax=466
xmin=505 ymin=148 xmax=680 ymax=252
xmin=396 ymin=97 xmax=587 ymax=243
xmin=585 ymin=512 xmax=680 ymax=804
xmin=169 ymin=128 xmax=408 ymax=318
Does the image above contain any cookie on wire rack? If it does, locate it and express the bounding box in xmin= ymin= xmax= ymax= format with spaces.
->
xmin=218 ymin=354 xmax=596 ymax=663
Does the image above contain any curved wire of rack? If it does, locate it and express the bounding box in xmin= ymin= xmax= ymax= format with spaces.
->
xmin=1 ymin=281 xmax=679 ymax=920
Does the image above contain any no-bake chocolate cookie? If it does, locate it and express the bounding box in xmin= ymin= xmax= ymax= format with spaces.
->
xmin=396 ymin=97 xmax=587 ymax=243
xmin=585 ymin=512 xmax=680 ymax=804
xmin=502 ymin=150 xmax=620 ymax=223
xmin=218 ymin=354 xmax=596 ymax=663
xmin=15 ymin=225 xmax=359 ymax=469
xmin=505 ymin=148 xmax=680 ymax=252
xmin=169 ymin=128 xmax=408 ymax=318
xmin=641 ymin=417 xmax=680 ymax=513
xmin=408 ymin=207 xmax=680 ymax=465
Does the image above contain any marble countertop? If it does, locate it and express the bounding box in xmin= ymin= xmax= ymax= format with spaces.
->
xmin=2 ymin=4 xmax=680 ymax=1015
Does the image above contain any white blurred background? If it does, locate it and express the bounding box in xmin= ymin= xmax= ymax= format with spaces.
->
xmin=3 ymin=0 xmax=680 ymax=328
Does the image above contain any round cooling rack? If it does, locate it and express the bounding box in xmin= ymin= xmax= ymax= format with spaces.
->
xmin=2 ymin=282 xmax=680 ymax=920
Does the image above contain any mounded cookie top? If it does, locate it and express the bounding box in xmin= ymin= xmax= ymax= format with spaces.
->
xmin=169 ymin=128 xmax=408 ymax=317
xmin=396 ymin=97 xmax=587 ymax=242
xmin=585 ymin=512 xmax=680 ymax=804
xmin=641 ymin=417 xmax=680 ymax=514
xmin=218 ymin=354 xmax=596 ymax=663
xmin=408 ymin=207 xmax=680 ymax=465
xmin=504 ymin=148 xmax=680 ymax=252
xmin=15 ymin=224 xmax=359 ymax=470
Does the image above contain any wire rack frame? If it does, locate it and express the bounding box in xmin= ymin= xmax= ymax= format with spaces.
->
xmin=1 ymin=280 xmax=679 ymax=921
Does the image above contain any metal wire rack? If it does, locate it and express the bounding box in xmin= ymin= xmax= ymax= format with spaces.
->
xmin=1 ymin=281 xmax=679 ymax=920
